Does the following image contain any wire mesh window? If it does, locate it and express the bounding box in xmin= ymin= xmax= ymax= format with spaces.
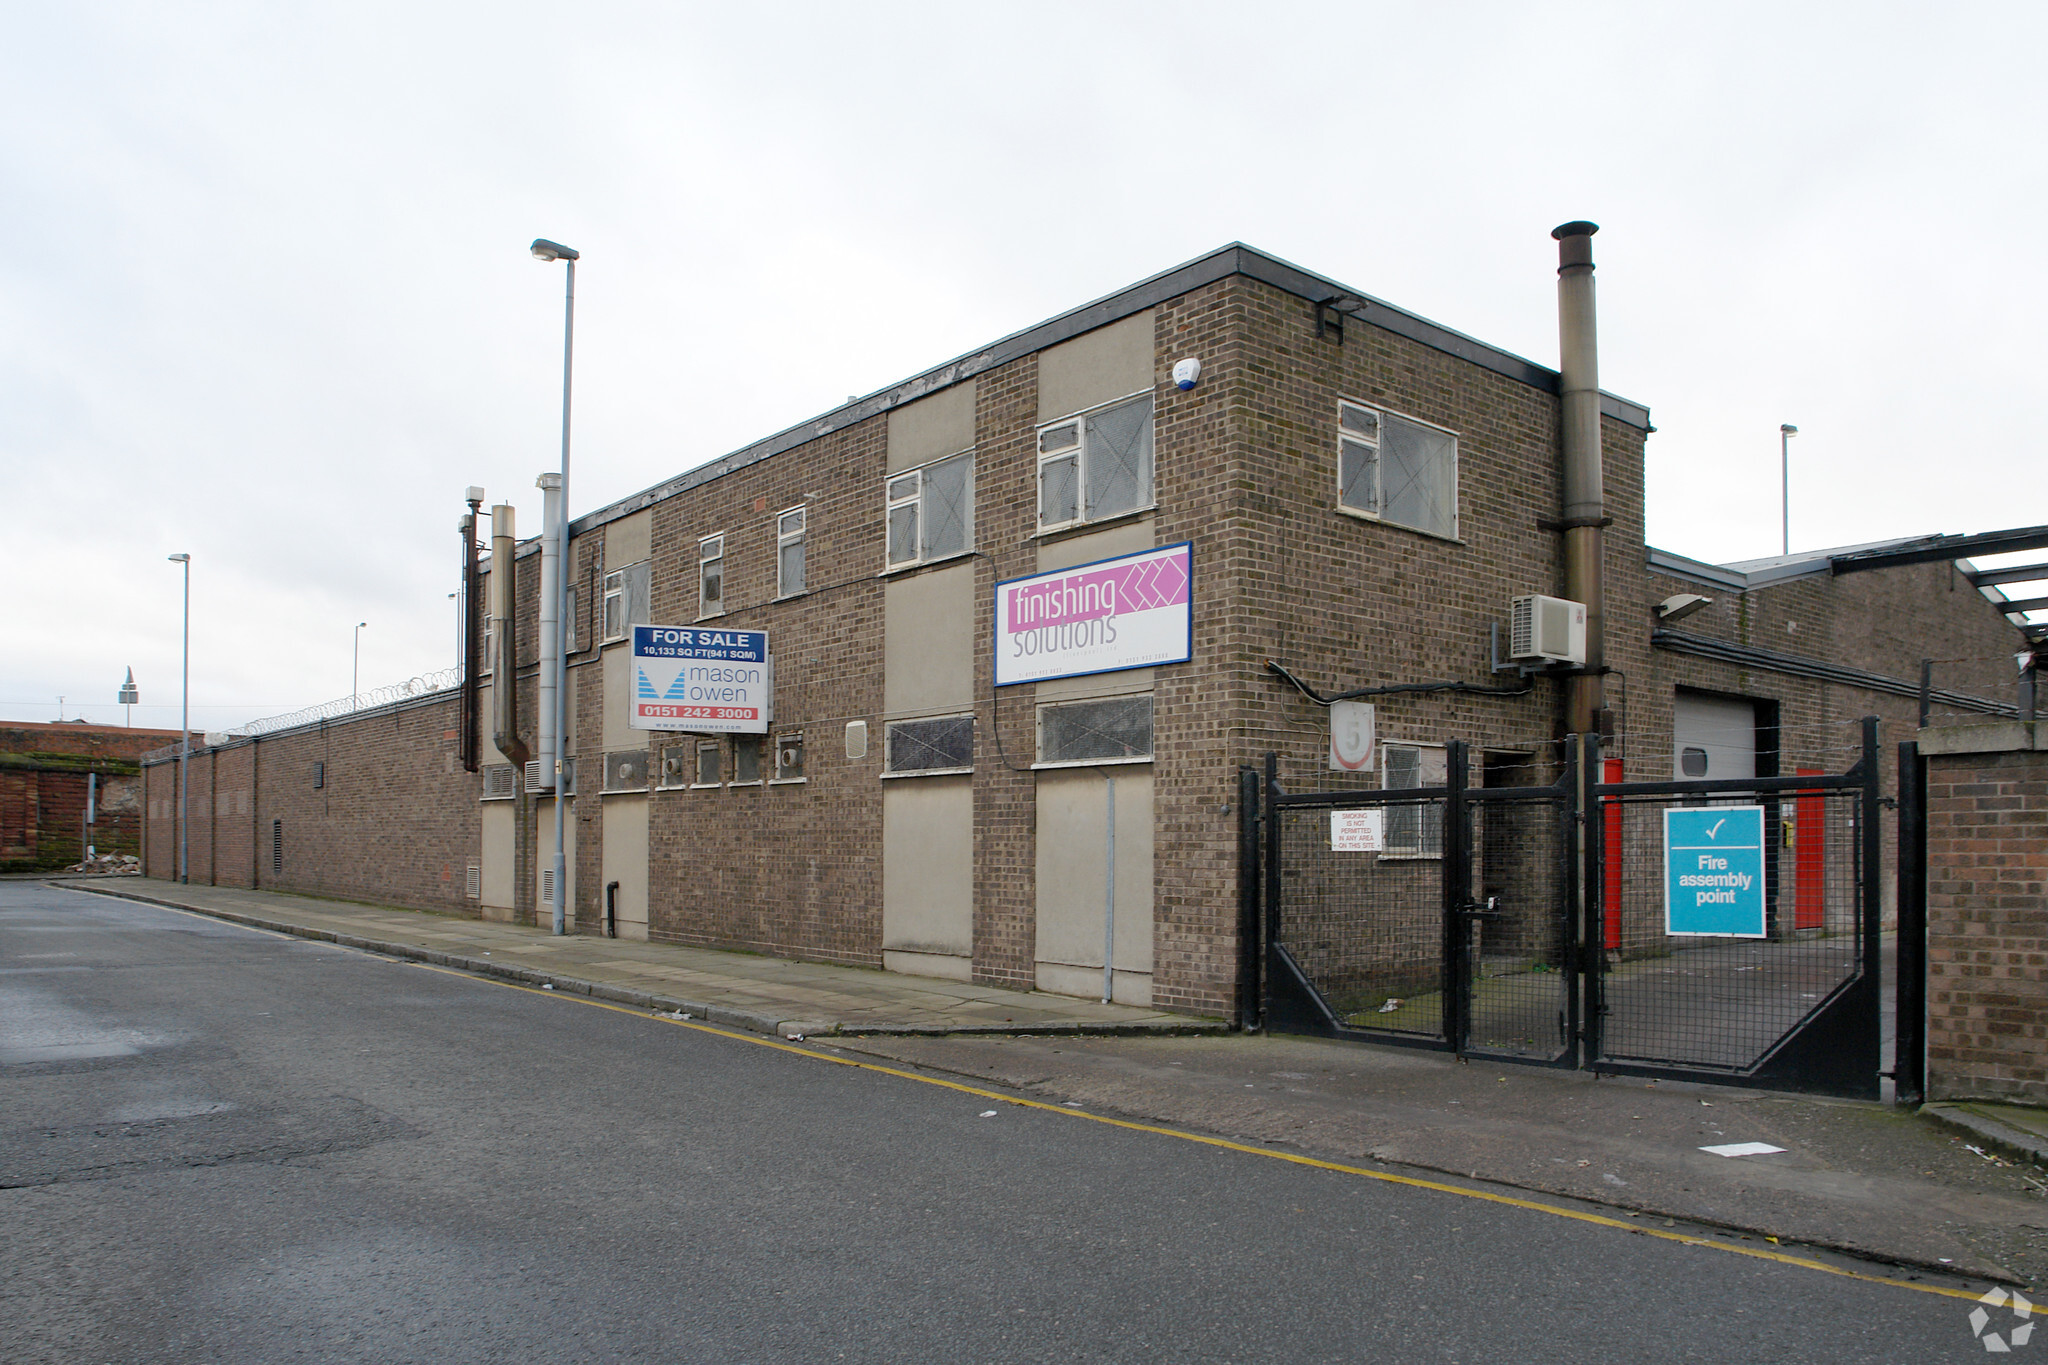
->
xmin=698 ymin=535 xmax=724 ymax=617
xmin=1037 ymin=394 xmax=1153 ymax=530
xmin=659 ymin=744 xmax=691 ymax=788
xmin=603 ymin=750 xmax=649 ymax=792
xmin=774 ymin=732 xmax=804 ymax=781
xmin=886 ymin=715 xmax=974 ymax=774
xmin=887 ymin=451 xmax=973 ymax=568
xmin=1381 ymin=744 xmax=1447 ymax=856
xmin=1037 ymin=695 xmax=1153 ymax=765
xmin=776 ymin=505 xmax=806 ymax=597
xmin=732 ymin=735 xmax=764 ymax=784
xmin=695 ymin=740 xmax=721 ymax=787
xmin=1335 ymin=401 xmax=1457 ymax=539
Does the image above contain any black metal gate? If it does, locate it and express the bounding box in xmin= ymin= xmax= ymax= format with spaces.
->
xmin=1247 ymin=719 xmax=1886 ymax=1099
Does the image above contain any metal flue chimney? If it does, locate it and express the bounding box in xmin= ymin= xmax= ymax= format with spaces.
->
xmin=489 ymin=503 xmax=529 ymax=767
xmin=1553 ymin=220 xmax=1606 ymax=738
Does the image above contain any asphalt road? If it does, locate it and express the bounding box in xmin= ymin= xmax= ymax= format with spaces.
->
xmin=0 ymin=884 xmax=2006 ymax=1363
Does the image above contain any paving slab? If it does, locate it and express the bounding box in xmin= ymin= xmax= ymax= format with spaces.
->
xmin=53 ymin=877 xmax=1222 ymax=1039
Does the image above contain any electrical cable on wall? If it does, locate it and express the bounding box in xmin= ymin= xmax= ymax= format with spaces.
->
xmin=1264 ymin=659 xmax=1533 ymax=706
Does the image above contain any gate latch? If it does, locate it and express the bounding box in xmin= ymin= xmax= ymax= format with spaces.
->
xmin=1458 ymin=897 xmax=1500 ymax=920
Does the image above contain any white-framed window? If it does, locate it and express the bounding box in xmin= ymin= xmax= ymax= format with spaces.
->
xmin=1035 ymin=695 xmax=1154 ymax=768
xmin=1381 ymin=742 xmax=1447 ymax=858
xmin=699 ymin=534 xmax=725 ymax=617
xmin=480 ymin=617 xmax=496 ymax=675
xmin=693 ymin=740 xmax=722 ymax=788
xmin=732 ymin=735 xmax=764 ymax=785
xmin=1037 ymin=393 xmax=1154 ymax=531
xmin=883 ymin=714 xmax=974 ymax=776
xmin=776 ymin=505 xmax=807 ymax=598
xmin=602 ymin=562 xmax=650 ymax=643
xmin=1337 ymin=400 xmax=1459 ymax=540
xmin=886 ymin=450 xmax=973 ymax=569
xmin=773 ymin=731 xmax=805 ymax=782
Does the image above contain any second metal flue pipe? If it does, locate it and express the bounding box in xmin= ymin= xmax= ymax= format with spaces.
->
xmin=1553 ymin=220 xmax=1606 ymax=739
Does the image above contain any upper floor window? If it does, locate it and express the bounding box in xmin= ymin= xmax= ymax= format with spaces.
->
xmin=1038 ymin=393 xmax=1153 ymax=531
xmin=884 ymin=714 xmax=974 ymax=776
xmin=776 ymin=505 xmax=806 ymax=598
xmin=699 ymin=534 xmax=725 ymax=617
xmin=1338 ymin=400 xmax=1459 ymax=540
xmin=601 ymin=562 xmax=650 ymax=643
xmin=886 ymin=450 xmax=973 ymax=569
xmin=1036 ymin=695 xmax=1154 ymax=767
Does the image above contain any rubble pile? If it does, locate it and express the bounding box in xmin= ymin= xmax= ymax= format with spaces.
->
xmin=65 ymin=853 xmax=142 ymax=876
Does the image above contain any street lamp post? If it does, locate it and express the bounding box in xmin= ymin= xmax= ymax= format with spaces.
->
xmin=532 ymin=237 xmax=578 ymax=937
xmin=353 ymin=621 xmax=368 ymax=710
xmin=168 ymin=554 xmax=191 ymax=884
xmin=1780 ymin=424 xmax=1798 ymax=556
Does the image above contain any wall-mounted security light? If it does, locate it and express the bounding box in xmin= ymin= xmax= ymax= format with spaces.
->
xmin=1656 ymin=593 xmax=1714 ymax=624
xmin=1172 ymin=357 xmax=1202 ymax=391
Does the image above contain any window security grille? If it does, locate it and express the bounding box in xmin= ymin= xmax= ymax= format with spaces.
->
xmin=1037 ymin=695 xmax=1154 ymax=765
xmin=1337 ymin=400 xmax=1458 ymax=540
xmin=465 ymin=864 xmax=481 ymax=899
xmin=733 ymin=735 xmax=764 ymax=784
xmin=886 ymin=451 xmax=973 ymax=568
xmin=271 ymin=820 xmax=283 ymax=878
xmin=695 ymin=740 xmax=721 ymax=787
xmin=312 ymin=761 xmax=323 ymax=789
xmin=699 ymin=535 xmax=725 ymax=617
xmin=777 ymin=505 xmax=807 ymax=597
xmin=1038 ymin=394 xmax=1153 ymax=530
xmin=481 ymin=764 xmax=518 ymax=799
xmin=603 ymin=750 xmax=650 ymax=792
xmin=659 ymin=744 xmax=691 ymax=787
xmin=885 ymin=715 xmax=974 ymax=774
xmin=1382 ymin=743 xmax=1447 ymax=857
xmin=774 ymin=732 xmax=804 ymax=781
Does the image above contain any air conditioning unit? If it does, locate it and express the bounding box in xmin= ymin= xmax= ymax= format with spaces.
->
xmin=1509 ymin=595 xmax=1588 ymax=665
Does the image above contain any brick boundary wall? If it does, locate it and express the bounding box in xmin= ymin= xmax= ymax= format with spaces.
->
xmin=1923 ymin=722 xmax=2048 ymax=1106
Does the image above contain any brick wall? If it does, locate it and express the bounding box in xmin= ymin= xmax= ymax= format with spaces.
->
xmin=1924 ymin=731 xmax=2048 ymax=1105
xmin=1 ymin=723 xmax=183 ymax=870
xmin=144 ymin=694 xmax=481 ymax=913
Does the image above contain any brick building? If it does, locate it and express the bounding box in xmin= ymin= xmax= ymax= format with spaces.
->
xmin=141 ymin=237 xmax=2033 ymax=1017
xmin=3 ymin=722 xmax=187 ymax=872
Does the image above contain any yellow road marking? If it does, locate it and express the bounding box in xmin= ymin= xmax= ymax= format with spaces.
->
xmin=390 ymin=959 xmax=2004 ymax=1304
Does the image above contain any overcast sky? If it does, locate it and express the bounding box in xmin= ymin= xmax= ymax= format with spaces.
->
xmin=4 ymin=2 xmax=2042 ymax=731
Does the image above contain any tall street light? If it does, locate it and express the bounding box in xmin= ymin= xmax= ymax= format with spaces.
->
xmin=1780 ymin=424 xmax=1798 ymax=556
xmin=532 ymin=236 xmax=578 ymax=937
xmin=353 ymin=621 xmax=368 ymax=710
xmin=168 ymin=553 xmax=191 ymax=884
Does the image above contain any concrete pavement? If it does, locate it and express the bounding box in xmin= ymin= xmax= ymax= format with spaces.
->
xmin=53 ymin=877 xmax=1220 ymax=1039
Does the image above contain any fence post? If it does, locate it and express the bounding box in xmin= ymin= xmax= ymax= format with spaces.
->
xmin=1895 ymin=740 xmax=1927 ymax=1105
xmin=1263 ymin=753 xmax=1282 ymax=998
xmin=1576 ymin=734 xmax=1601 ymax=1065
xmin=1237 ymin=766 xmax=1262 ymax=1032
xmin=1442 ymin=739 xmax=1470 ymax=1052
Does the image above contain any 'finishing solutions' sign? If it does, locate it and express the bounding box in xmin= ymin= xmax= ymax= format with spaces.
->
xmin=630 ymin=626 xmax=769 ymax=734
xmin=994 ymin=543 xmax=1192 ymax=687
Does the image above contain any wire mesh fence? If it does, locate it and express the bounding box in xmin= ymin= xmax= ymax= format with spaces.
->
xmin=1466 ymin=792 xmax=1573 ymax=1060
xmin=1274 ymin=802 xmax=1446 ymax=1040
xmin=1593 ymin=783 xmax=1865 ymax=1072
xmin=138 ymin=668 xmax=465 ymax=764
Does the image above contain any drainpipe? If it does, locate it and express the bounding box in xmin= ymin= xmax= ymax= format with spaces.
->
xmin=1553 ymin=221 xmax=1606 ymax=738
xmin=490 ymin=503 xmax=529 ymax=767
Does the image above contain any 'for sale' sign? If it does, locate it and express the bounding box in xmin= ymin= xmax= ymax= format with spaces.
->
xmin=630 ymin=626 xmax=770 ymax=734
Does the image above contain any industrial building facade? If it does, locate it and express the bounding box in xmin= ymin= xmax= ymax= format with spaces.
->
xmin=141 ymin=239 xmax=2032 ymax=1018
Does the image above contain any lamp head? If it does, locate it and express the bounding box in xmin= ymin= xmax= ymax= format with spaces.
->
xmin=1780 ymin=424 xmax=1798 ymax=436
xmin=167 ymin=553 xmax=190 ymax=563
xmin=530 ymin=238 xmax=580 ymax=262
